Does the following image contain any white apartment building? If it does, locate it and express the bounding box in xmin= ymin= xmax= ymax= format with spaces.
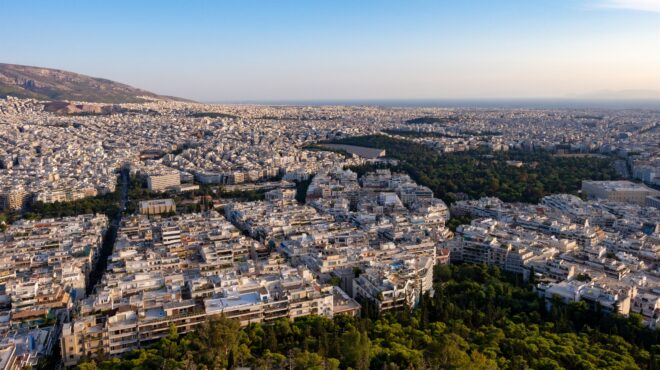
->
xmin=146 ymin=173 xmax=180 ymax=192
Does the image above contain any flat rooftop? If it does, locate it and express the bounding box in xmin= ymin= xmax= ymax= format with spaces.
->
xmin=583 ymin=180 xmax=656 ymax=192
xmin=139 ymin=199 xmax=176 ymax=207
xmin=205 ymin=292 xmax=261 ymax=313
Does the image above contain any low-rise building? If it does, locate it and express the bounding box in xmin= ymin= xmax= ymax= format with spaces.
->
xmin=139 ymin=199 xmax=176 ymax=215
xmin=146 ymin=173 xmax=180 ymax=192
xmin=582 ymin=180 xmax=659 ymax=206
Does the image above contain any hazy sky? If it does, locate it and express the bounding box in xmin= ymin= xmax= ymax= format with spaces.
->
xmin=1 ymin=0 xmax=659 ymax=102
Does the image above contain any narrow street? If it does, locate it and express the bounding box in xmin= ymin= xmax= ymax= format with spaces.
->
xmin=86 ymin=168 xmax=129 ymax=295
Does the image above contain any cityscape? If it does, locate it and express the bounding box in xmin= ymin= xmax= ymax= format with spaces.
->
xmin=1 ymin=1 xmax=659 ymax=369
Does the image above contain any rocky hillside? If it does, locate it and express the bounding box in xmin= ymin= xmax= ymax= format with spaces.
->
xmin=0 ymin=63 xmax=188 ymax=103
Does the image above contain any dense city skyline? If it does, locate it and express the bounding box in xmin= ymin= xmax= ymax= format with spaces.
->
xmin=1 ymin=1 xmax=659 ymax=369
xmin=1 ymin=0 xmax=659 ymax=102
xmin=1 ymin=96 xmax=659 ymax=369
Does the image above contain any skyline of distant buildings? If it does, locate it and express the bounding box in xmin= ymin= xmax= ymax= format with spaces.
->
xmin=0 ymin=95 xmax=658 ymax=367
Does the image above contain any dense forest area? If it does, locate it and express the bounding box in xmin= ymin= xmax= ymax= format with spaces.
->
xmin=12 ymin=175 xmax=275 ymax=222
xmin=75 ymin=264 xmax=659 ymax=370
xmin=383 ymin=129 xmax=502 ymax=139
xmin=127 ymin=177 xmax=269 ymax=213
xmin=24 ymin=190 xmax=121 ymax=220
xmin=404 ymin=116 xmax=458 ymax=125
xmin=383 ymin=129 xmax=467 ymax=139
xmin=331 ymin=135 xmax=619 ymax=204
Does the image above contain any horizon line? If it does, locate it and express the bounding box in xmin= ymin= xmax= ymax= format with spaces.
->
xmin=199 ymin=97 xmax=660 ymax=109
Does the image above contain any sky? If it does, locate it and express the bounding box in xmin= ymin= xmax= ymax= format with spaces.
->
xmin=1 ymin=0 xmax=659 ymax=102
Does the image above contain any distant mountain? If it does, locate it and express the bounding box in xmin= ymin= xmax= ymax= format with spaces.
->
xmin=0 ymin=63 xmax=190 ymax=104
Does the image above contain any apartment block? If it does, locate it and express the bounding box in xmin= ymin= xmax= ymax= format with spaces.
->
xmin=146 ymin=173 xmax=180 ymax=192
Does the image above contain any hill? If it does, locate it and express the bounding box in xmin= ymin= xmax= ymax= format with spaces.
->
xmin=0 ymin=63 xmax=189 ymax=104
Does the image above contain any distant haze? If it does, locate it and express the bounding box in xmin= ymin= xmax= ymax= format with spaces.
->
xmin=216 ymin=99 xmax=660 ymax=110
xmin=1 ymin=0 xmax=659 ymax=102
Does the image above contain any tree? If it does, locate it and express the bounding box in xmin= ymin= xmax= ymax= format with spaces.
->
xmin=194 ymin=315 xmax=241 ymax=368
xmin=328 ymin=276 xmax=342 ymax=286
xmin=293 ymin=351 xmax=325 ymax=370
xmin=73 ymin=264 xmax=654 ymax=370
xmin=340 ymin=326 xmax=370 ymax=370
xmin=263 ymin=324 xmax=278 ymax=352
xmin=0 ymin=213 xmax=8 ymax=232
xmin=331 ymin=135 xmax=619 ymax=204
xmin=425 ymin=334 xmax=471 ymax=369
xmin=466 ymin=351 xmax=498 ymax=370
xmin=76 ymin=361 xmax=98 ymax=370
